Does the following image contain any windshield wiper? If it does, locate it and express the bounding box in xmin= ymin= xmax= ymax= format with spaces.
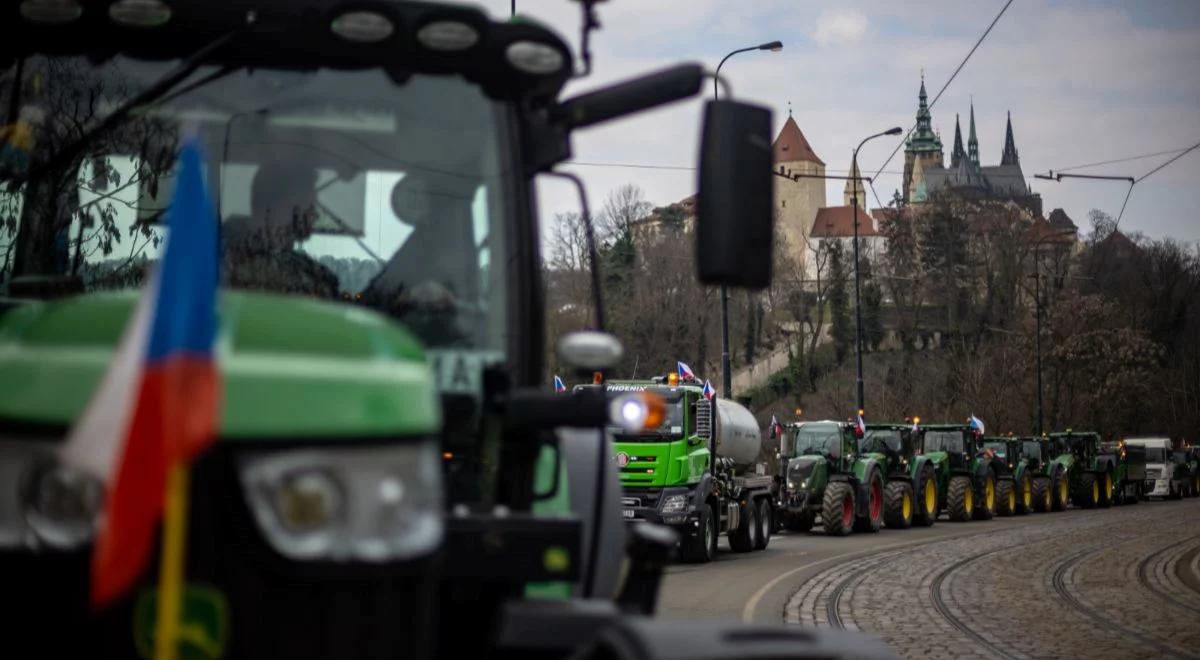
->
xmin=27 ymin=25 xmax=248 ymax=181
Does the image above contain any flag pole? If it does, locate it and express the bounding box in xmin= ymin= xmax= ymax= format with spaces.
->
xmin=153 ymin=462 xmax=190 ymax=660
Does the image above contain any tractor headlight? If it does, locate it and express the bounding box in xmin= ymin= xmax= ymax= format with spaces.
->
xmin=23 ymin=461 xmax=104 ymax=550
xmin=660 ymin=493 xmax=689 ymax=514
xmin=239 ymin=442 xmax=442 ymax=562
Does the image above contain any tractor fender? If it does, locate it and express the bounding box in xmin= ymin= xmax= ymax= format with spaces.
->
xmin=1012 ymin=461 xmax=1027 ymax=484
xmin=909 ymin=455 xmax=934 ymax=493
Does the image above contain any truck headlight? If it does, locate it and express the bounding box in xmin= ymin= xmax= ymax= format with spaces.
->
xmin=239 ymin=442 xmax=442 ymax=562
xmin=660 ymin=493 xmax=689 ymax=514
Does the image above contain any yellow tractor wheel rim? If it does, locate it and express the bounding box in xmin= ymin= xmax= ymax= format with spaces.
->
xmin=1106 ymin=474 xmax=1113 ymax=498
xmin=902 ymin=491 xmax=912 ymax=519
xmin=1092 ymin=480 xmax=1098 ymax=503
xmin=1008 ymin=489 xmax=1015 ymax=511
xmin=1023 ymin=479 xmax=1032 ymax=508
xmin=1059 ymin=479 xmax=1068 ymax=503
xmin=965 ymin=486 xmax=973 ymax=513
xmin=1045 ymin=487 xmax=1052 ymax=508
xmin=925 ymin=479 xmax=937 ymax=514
xmin=985 ymin=478 xmax=995 ymax=510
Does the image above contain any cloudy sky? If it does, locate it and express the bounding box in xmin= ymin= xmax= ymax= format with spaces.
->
xmin=473 ymin=0 xmax=1200 ymax=246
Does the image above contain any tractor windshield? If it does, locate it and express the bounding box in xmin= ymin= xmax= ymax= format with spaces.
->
xmin=982 ymin=442 xmax=1007 ymax=459
xmin=923 ymin=431 xmax=965 ymax=454
xmin=1022 ymin=441 xmax=1042 ymax=462
xmin=1 ymin=56 xmax=512 ymax=381
xmin=793 ymin=423 xmax=843 ymax=459
xmin=861 ymin=429 xmax=902 ymax=455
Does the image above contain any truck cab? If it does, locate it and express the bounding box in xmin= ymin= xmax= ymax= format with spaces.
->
xmin=1125 ymin=437 xmax=1182 ymax=499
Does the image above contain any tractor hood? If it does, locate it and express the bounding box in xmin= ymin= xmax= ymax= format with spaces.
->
xmin=787 ymin=455 xmax=824 ymax=485
xmin=0 ymin=291 xmax=440 ymax=439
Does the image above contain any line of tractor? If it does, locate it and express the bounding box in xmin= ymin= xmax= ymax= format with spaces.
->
xmin=591 ymin=366 xmax=1200 ymax=562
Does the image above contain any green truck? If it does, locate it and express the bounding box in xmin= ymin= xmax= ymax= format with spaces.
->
xmin=600 ymin=375 xmax=775 ymax=562
xmin=0 ymin=2 xmax=901 ymax=659
xmin=861 ymin=423 xmax=939 ymax=528
xmin=777 ymin=421 xmax=885 ymax=536
xmin=919 ymin=423 xmax=1002 ymax=522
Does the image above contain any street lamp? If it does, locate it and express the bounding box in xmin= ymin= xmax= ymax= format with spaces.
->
xmin=1028 ymin=229 xmax=1076 ymax=435
xmin=713 ymin=40 xmax=782 ymax=399
xmin=851 ymin=127 xmax=902 ymax=412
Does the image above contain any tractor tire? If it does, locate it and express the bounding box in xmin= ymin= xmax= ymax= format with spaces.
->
xmin=784 ymin=510 xmax=814 ymax=533
xmin=996 ymin=478 xmax=1016 ymax=517
xmin=854 ymin=471 xmax=884 ymax=533
xmin=1015 ymin=475 xmax=1033 ymax=515
xmin=1051 ymin=470 xmax=1069 ymax=511
xmin=1032 ymin=476 xmax=1052 ymax=512
xmin=947 ymin=475 xmax=974 ymax=522
xmin=913 ymin=466 xmax=938 ymax=527
xmin=681 ymin=504 xmax=717 ymax=563
xmin=754 ymin=498 xmax=772 ymax=550
xmin=729 ymin=499 xmax=756 ymax=553
xmin=1076 ymin=472 xmax=1099 ymax=509
xmin=1112 ymin=479 xmax=1124 ymax=506
xmin=884 ymin=480 xmax=914 ymax=529
xmin=822 ymin=481 xmax=855 ymax=537
xmin=973 ymin=472 xmax=996 ymax=521
xmin=1099 ymin=472 xmax=1113 ymax=508
xmin=1126 ymin=483 xmax=1140 ymax=505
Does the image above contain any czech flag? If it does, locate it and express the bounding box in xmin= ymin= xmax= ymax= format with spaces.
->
xmin=60 ymin=136 xmax=220 ymax=608
xmin=677 ymin=361 xmax=696 ymax=381
xmin=770 ymin=415 xmax=783 ymax=439
xmin=702 ymin=379 xmax=716 ymax=401
xmin=553 ymin=375 xmax=566 ymax=392
xmin=855 ymin=412 xmax=867 ymax=436
xmin=969 ymin=414 xmax=985 ymax=435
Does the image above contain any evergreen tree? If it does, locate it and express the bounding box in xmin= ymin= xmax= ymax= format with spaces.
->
xmin=827 ymin=240 xmax=852 ymax=364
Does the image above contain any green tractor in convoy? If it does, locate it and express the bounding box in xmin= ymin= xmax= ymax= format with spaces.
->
xmin=1048 ymin=431 xmax=1119 ymax=508
xmin=1012 ymin=436 xmax=1058 ymax=513
xmin=777 ymin=421 xmax=885 ymax=536
xmin=918 ymin=423 xmax=1004 ymax=522
xmin=861 ymin=422 xmax=939 ymax=528
xmin=981 ymin=436 xmax=1034 ymax=516
xmin=1184 ymin=444 xmax=1200 ymax=497
xmin=1100 ymin=438 xmax=1147 ymax=504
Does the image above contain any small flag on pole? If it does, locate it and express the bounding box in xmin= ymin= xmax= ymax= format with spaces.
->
xmin=855 ymin=411 xmax=867 ymax=436
xmin=770 ymin=414 xmax=783 ymax=439
xmin=969 ymin=414 xmax=985 ymax=435
xmin=677 ymin=361 xmax=696 ymax=382
xmin=702 ymin=379 xmax=716 ymax=401
xmin=553 ymin=375 xmax=566 ymax=392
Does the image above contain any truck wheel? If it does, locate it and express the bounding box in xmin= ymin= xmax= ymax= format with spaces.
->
xmin=996 ymin=478 xmax=1015 ymax=517
xmin=973 ymin=473 xmax=996 ymax=520
xmin=1099 ymin=472 xmax=1113 ymax=508
xmin=1016 ymin=475 xmax=1033 ymax=515
xmin=681 ymin=504 xmax=717 ymax=563
xmin=822 ymin=481 xmax=855 ymax=537
xmin=1051 ymin=470 xmax=1069 ymax=511
xmin=784 ymin=510 xmax=814 ymax=533
xmin=754 ymin=499 xmax=772 ymax=550
xmin=729 ymin=499 xmax=756 ymax=553
xmin=913 ymin=466 xmax=938 ymax=527
xmin=884 ymin=480 xmax=914 ymax=529
xmin=854 ymin=471 xmax=884 ymax=533
xmin=947 ymin=475 xmax=973 ymax=522
xmin=1032 ymin=476 xmax=1051 ymax=512
xmin=1076 ymin=472 xmax=1098 ymax=509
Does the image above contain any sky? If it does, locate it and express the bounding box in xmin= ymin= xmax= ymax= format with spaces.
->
xmin=473 ymin=0 xmax=1200 ymax=246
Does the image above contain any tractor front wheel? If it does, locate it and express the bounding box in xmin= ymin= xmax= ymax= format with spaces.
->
xmin=1099 ymin=472 xmax=1113 ymax=508
xmin=1076 ymin=472 xmax=1099 ymax=509
xmin=854 ymin=472 xmax=884 ymax=533
xmin=947 ymin=475 xmax=974 ymax=522
xmin=1015 ymin=475 xmax=1033 ymax=515
xmin=884 ymin=480 xmax=914 ymax=529
xmin=973 ymin=473 xmax=996 ymax=520
xmin=822 ymin=481 xmax=855 ymax=537
xmin=1051 ymin=471 xmax=1069 ymax=511
xmin=996 ymin=478 xmax=1016 ymax=516
xmin=914 ymin=467 xmax=938 ymax=527
xmin=1032 ymin=476 xmax=1052 ymax=512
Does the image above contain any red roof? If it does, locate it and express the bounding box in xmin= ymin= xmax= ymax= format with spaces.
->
xmin=811 ymin=206 xmax=877 ymax=238
xmin=773 ymin=115 xmax=824 ymax=166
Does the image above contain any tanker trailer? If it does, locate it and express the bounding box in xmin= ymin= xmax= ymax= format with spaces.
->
xmin=596 ymin=372 xmax=777 ymax=563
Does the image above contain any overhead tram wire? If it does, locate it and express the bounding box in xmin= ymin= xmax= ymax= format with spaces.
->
xmin=870 ymin=0 xmax=1015 ymax=181
xmin=1134 ymin=139 xmax=1200 ymax=184
xmin=1053 ymin=147 xmax=1193 ymax=173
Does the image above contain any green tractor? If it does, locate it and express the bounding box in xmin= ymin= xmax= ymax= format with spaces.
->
xmin=1185 ymin=445 xmax=1200 ymax=497
xmin=861 ymin=423 xmax=939 ymax=528
xmin=1042 ymin=434 xmax=1075 ymax=511
xmin=981 ymin=436 xmax=1033 ymax=516
xmin=1048 ymin=431 xmax=1116 ymax=509
xmin=918 ymin=423 xmax=1002 ymax=522
xmin=778 ymin=421 xmax=885 ymax=536
xmin=1013 ymin=436 xmax=1058 ymax=513
xmin=1100 ymin=439 xmax=1147 ymax=504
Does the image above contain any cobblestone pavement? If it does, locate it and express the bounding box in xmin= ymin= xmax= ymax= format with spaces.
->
xmin=785 ymin=498 xmax=1200 ymax=659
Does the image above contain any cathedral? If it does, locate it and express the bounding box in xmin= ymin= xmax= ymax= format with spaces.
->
xmin=902 ymin=76 xmax=1042 ymax=216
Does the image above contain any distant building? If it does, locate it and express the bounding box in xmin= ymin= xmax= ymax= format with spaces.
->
xmin=808 ymin=156 xmax=881 ymax=262
xmin=772 ymin=112 xmax=826 ymax=274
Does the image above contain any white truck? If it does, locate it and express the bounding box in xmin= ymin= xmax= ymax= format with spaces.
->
xmin=1124 ymin=437 xmax=1187 ymax=499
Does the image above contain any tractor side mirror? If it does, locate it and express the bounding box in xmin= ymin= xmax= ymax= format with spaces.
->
xmin=695 ymin=100 xmax=774 ymax=289
xmin=558 ymin=64 xmax=704 ymax=130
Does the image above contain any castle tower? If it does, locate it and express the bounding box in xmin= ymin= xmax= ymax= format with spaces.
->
xmin=902 ymin=74 xmax=944 ymax=203
xmin=843 ymin=156 xmax=866 ymax=207
xmin=772 ymin=112 xmax=825 ymax=272
xmin=967 ymin=100 xmax=980 ymax=170
xmin=951 ymin=114 xmax=965 ymax=168
xmin=1000 ymin=111 xmax=1019 ymax=166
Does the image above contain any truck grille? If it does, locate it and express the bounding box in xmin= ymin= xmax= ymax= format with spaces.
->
xmin=695 ymin=399 xmax=712 ymax=439
xmin=1146 ymin=468 xmax=1161 ymax=479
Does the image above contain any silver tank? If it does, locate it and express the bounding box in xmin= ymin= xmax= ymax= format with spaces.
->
xmin=711 ymin=397 xmax=763 ymax=466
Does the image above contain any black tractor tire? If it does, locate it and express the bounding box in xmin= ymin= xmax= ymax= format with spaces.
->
xmin=1171 ymin=482 xmax=1184 ymax=500
xmin=754 ymin=498 xmax=772 ymax=550
xmin=1099 ymin=472 xmax=1113 ymax=508
xmin=1126 ymin=483 xmax=1140 ymax=505
xmin=947 ymin=475 xmax=974 ymax=522
xmin=854 ymin=471 xmax=884 ymax=533
xmin=1032 ymin=476 xmax=1052 ymax=512
xmin=1015 ymin=475 xmax=1033 ymax=515
xmin=973 ymin=472 xmax=996 ymax=521
xmin=822 ymin=481 xmax=856 ymax=537
xmin=913 ymin=466 xmax=938 ymax=527
xmin=1076 ymin=472 xmax=1099 ymax=509
xmin=1111 ymin=479 xmax=1124 ymax=506
xmin=884 ymin=480 xmax=914 ymax=529
xmin=784 ymin=510 xmax=814 ymax=533
xmin=1051 ymin=470 xmax=1069 ymax=511
xmin=729 ymin=499 xmax=757 ymax=553
xmin=681 ymin=504 xmax=717 ymax=563
xmin=996 ymin=478 xmax=1016 ymax=517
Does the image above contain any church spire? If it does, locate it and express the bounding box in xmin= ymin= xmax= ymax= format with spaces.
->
xmin=967 ymin=99 xmax=980 ymax=169
xmin=951 ymin=113 xmax=964 ymax=167
xmin=1001 ymin=110 xmax=1019 ymax=166
xmin=843 ymin=155 xmax=866 ymax=207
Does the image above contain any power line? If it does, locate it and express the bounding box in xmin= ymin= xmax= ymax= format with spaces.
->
xmin=1053 ymin=147 xmax=1191 ymax=173
xmin=871 ymin=0 xmax=1014 ymax=181
xmin=1135 ymin=139 xmax=1200 ymax=184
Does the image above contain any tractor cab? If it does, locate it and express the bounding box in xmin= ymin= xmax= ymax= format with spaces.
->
xmin=921 ymin=425 xmax=979 ymax=470
xmin=1021 ymin=437 xmax=1045 ymax=470
xmin=860 ymin=425 xmax=916 ymax=464
xmin=1055 ymin=431 xmax=1101 ymax=464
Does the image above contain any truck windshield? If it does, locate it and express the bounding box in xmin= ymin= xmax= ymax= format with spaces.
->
xmin=924 ymin=431 xmax=964 ymax=454
xmin=793 ymin=423 xmax=842 ymax=458
xmin=1 ymin=56 xmax=510 ymax=373
xmin=1022 ymin=441 xmax=1042 ymax=461
xmin=1140 ymin=446 xmax=1168 ymax=463
xmin=607 ymin=388 xmax=685 ymax=440
xmin=861 ymin=429 xmax=901 ymax=454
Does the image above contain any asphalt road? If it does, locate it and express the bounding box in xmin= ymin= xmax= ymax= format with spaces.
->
xmin=657 ymin=497 xmax=1200 ymax=653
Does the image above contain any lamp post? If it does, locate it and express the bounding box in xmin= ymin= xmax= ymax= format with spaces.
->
xmin=1028 ymin=229 xmax=1076 ymax=435
xmin=714 ymin=40 xmax=781 ymax=398
xmin=850 ymin=127 xmax=902 ymax=412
